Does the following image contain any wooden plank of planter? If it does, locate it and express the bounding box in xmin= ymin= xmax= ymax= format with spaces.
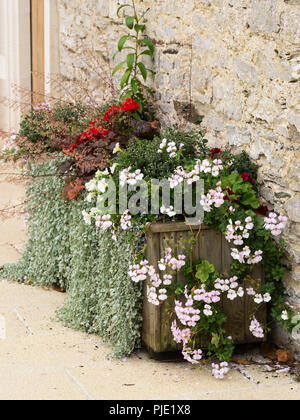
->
xmin=244 ymin=265 xmax=267 ymax=343
xmin=142 ymin=230 xmax=162 ymax=353
xmin=149 ymin=222 xmax=210 ymax=234
xmin=143 ymin=222 xmax=266 ymax=357
xmin=222 ymin=236 xmax=246 ymax=343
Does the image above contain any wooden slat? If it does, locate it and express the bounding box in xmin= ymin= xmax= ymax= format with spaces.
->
xmin=222 ymin=236 xmax=246 ymax=344
xmin=244 ymin=266 xmax=267 ymax=343
xmin=198 ymin=229 xmax=223 ymax=273
xmin=31 ymin=0 xmax=44 ymax=104
xmin=149 ymin=222 xmax=208 ymax=234
xmin=160 ymin=231 xmax=180 ymax=352
xmin=142 ymin=223 xmax=267 ymax=355
xmin=143 ymin=231 xmax=162 ymax=353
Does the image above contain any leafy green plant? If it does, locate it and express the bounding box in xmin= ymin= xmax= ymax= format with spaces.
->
xmin=113 ymin=0 xmax=155 ymax=114
xmin=195 ymin=260 xmax=216 ymax=283
xmin=113 ymin=126 xmax=207 ymax=180
xmin=222 ymin=173 xmax=259 ymax=209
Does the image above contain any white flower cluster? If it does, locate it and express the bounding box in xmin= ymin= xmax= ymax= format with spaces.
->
xmin=253 ymin=293 xmax=272 ymax=304
xmin=129 ymin=248 xmax=186 ymax=306
xmin=264 ymin=213 xmax=288 ymax=236
xmin=158 ymin=248 xmax=186 ymax=272
xmin=196 ymin=158 xmax=224 ymax=177
xmin=175 ymin=289 xmax=201 ymax=327
xmin=120 ymin=167 xmax=144 ymax=187
xmin=215 ymin=276 xmax=244 ymax=301
xmin=200 ymin=186 xmax=225 ymax=212
xmin=95 ymin=214 xmax=113 ymax=230
xmin=245 ymin=288 xmax=272 ymax=305
xmin=212 ymin=362 xmax=230 ymax=379
xmin=193 ymin=285 xmax=221 ymax=304
xmin=171 ymin=320 xmax=191 ymax=345
xmin=86 ymin=177 xmax=108 ymax=195
xmin=225 ymin=217 xmax=254 ymax=246
xmin=249 ymin=317 xmax=264 ymax=339
xmin=160 ymin=205 xmax=177 ymax=218
xmin=128 ymin=260 xmax=151 ymax=283
xmin=158 ymin=138 xmax=184 ymax=158
xmin=182 ymin=347 xmax=203 ymax=365
xmin=120 ymin=210 xmax=132 ymax=230
xmin=168 ymin=166 xmax=187 ymax=188
xmin=231 ymin=246 xmax=263 ymax=265
xmin=168 ymin=158 xmax=226 ymax=190
xmin=281 ymin=310 xmax=289 ymax=321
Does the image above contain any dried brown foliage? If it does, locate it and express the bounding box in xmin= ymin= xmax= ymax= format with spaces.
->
xmin=62 ymin=177 xmax=85 ymax=201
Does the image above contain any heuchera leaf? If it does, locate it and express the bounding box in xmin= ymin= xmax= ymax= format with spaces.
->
xmin=195 ymin=260 xmax=215 ymax=283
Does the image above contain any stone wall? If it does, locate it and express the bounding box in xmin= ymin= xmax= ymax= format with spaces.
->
xmin=57 ymin=0 xmax=300 ymax=347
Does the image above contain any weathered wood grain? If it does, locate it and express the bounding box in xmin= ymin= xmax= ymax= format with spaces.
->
xmin=143 ymin=222 xmax=266 ymax=356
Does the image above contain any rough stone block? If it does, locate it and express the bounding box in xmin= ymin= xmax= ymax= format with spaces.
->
xmin=233 ymin=58 xmax=259 ymax=86
xmin=285 ymin=196 xmax=300 ymax=223
xmin=227 ymin=125 xmax=251 ymax=147
xmin=248 ymin=0 xmax=281 ymax=35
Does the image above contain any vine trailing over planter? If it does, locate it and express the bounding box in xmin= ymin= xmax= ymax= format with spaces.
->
xmin=0 ymin=159 xmax=145 ymax=357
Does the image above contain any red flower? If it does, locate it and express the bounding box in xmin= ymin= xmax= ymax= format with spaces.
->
xmin=240 ymin=173 xmax=256 ymax=189
xmin=120 ymin=98 xmax=140 ymax=112
xmin=256 ymin=205 xmax=268 ymax=216
xmin=223 ymin=187 xmax=240 ymax=204
xmin=209 ymin=148 xmax=223 ymax=159
xmin=104 ymin=105 xmax=121 ymax=122
xmin=80 ymin=123 xmax=110 ymax=142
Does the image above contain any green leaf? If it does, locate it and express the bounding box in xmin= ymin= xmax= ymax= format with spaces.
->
xmin=195 ymin=260 xmax=215 ymax=283
xmin=120 ymin=69 xmax=131 ymax=88
xmin=240 ymin=191 xmax=259 ymax=209
xmin=137 ymin=62 xmax=147 ymax=81
xmin=127 ymin=53 xmax=135 ymax=70
xmin=113 ymin=46 xmax=135 ymax=60
xmin=140 ymin=50 xmax=153 ymax=57
xmin=112 ymin=61 xmax=126 ymax=75
xmin=211 ymin=333 xmax=220 ymax=348
xmin=132 ymin=110 xmax=141 ymax=120
xmin=117 ymin=4 xmax=132 ymax=17
xmin=118 ymin=35 xmax=129 ymax=52
xmin=126 ymin=16 xmax=135 ymax=30
xmin=135 ymin=24 xmax=146 ymax=33
xmin=135 ymin=99 xmax=143 ymax=113
xmin=131 ymin=78 xmax=139 ymax=94
xmin=141 ymin=38 xmax=154 ymax=54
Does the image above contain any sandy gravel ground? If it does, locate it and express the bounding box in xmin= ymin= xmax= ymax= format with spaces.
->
xmin=0 ymin=159 xmax=299 ymax=400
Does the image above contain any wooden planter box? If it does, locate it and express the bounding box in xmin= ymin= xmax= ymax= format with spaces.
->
xmin=142 ymin=223 xmax=266 ymax=357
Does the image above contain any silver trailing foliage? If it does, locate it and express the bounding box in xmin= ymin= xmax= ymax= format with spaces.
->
xmin=1 ymin=159 xmax=144 ymax=357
